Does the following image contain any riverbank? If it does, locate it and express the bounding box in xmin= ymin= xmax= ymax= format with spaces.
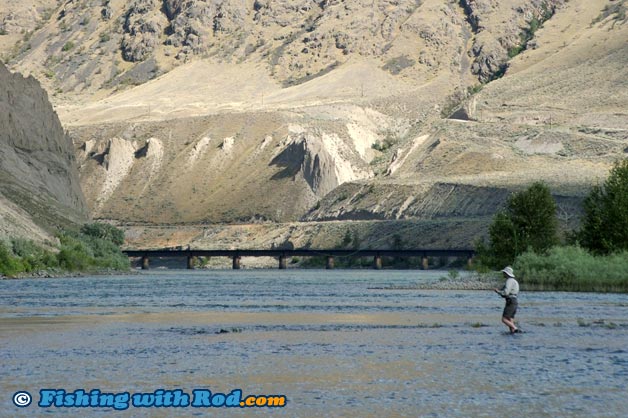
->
xmin=1 ymin=268 xmax=139 ymax=280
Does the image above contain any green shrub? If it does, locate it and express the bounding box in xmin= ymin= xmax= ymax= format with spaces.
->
xmin=81 ymin=223 xmax=125 ymax=246
xmin=57 ymin=235 xmax=93 ymax=271
xmin=57 ymin=225 xmax=128 ymax=271
xmin=0 ymin=240 xmax=62 ymax=276
xmin=467 ymin=84 xmax=483 ymax=95
xmin=62 ymin=41 xmax=74 ymax=52
xmin=0 ymin=241 xmax=25 ymax=277
xmin=514 ymin=246 xmax=628 ymax=292
xmin=508 ymin=45 xmax=524 ymax=58
xmin=1 ymin=223 xmax=128 ymax=276
xmin=508 ymin=4 xmax=555 ymax=59
xmin=371 ymin=136 xmax=395 ymax=152
xmin=11 ymin=238 xmax=58 ymax=272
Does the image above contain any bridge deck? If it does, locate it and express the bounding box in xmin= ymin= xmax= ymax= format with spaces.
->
xmin=123 ymin=249 xmax=475 ymax=258
xmin=123 ymin=248 xmax=475 ymax=270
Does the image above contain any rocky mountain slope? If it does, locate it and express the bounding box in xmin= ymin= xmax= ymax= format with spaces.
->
xmin=4 ymin=0 xmax=566 ymax=94
xmin=1 ymin=0 xmax=626 ymax=250
xmin=0 ymin=62 xmax=87 ymax=243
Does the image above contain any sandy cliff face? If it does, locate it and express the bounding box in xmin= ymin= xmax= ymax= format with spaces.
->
xmin=71 ymin=109 xmax=381 ymax=224
xmin=0 ymin=62 xmax=87 ymax=242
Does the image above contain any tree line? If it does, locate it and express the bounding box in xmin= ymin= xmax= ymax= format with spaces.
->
xmin=476 ymin=159 xmax=628 ymax=292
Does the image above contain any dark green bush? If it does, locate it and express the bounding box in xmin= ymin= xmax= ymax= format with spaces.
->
xmin=577 ymin=159 xmax=628 ymax=255
xmin=476 ymin=182 xmax=559 ymax=268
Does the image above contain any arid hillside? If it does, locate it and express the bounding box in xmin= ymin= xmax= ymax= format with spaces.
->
xmin=1 ymin=0 xmax=626 ymax=249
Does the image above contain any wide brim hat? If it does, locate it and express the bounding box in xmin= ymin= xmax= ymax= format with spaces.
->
xmin=501 ymin=266 xmax=515 ymax=278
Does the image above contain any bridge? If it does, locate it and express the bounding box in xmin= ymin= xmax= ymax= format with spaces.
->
xmin=122 ymin=249 xmax=476 ymax=270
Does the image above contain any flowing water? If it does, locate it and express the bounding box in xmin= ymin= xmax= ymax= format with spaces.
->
xmin=1 ymin=270 xmax=627 ymax=417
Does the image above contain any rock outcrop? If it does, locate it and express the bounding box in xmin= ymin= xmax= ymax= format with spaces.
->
xmin=461 ymin=0 xmax=565 ymax=82
xmin=122 ymin=0 xmax=167 ymax=62
xmin=0 ymin=62 xmax=87 ymax=242
xmin=270 ymin=128 xmax=372 ymax=197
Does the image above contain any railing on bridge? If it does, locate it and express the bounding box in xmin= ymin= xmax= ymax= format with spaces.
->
xmin=122 ymin=249 xmax=476 ymax=270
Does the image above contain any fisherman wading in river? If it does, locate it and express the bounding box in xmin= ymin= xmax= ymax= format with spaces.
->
xmin=494 ymin=266 xmax=522 ymax=334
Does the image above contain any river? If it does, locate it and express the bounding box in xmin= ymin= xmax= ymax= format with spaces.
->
xmin=1 ymin=270 xmax=627 ymax=417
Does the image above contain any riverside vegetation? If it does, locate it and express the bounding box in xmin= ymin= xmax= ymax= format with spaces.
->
xmin=476 ymin=159 xmax=628 ymax=292
xmin=514 ymin=246 xmax=628 ymax=292
xmin=0 ymin=223 xmax=129 ymax=278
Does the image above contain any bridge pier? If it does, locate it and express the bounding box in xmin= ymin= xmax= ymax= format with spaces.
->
xmin=232 ymin=256 xmax=241 ymax=270
xmin=421 ymin=256 xmax=429 ymax=270
xmin=326 ymin=256 xmax=335 ymax=270
xmin=467 ymin=255 xmax=474 ymax=269
xmin=373 ymin=255 xmax=382 ymax=270
xmin=141 ymin=255 xmax=149 ymax=270
xmin=187 ymin=255 xmax=195 ymax=270
xmin=279 ymin=255 xmax=287 ymax=270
